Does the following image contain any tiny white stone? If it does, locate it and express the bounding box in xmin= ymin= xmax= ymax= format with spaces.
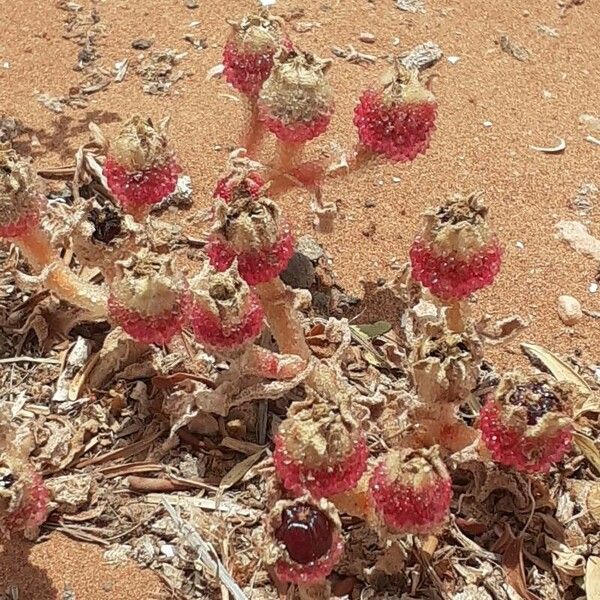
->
xmin=447 ymin=56 xmax=461 ymax=64
xmin=160 ymin=544 xmax=176 ymax=559
xmin=378 ymin=180 xmax=384 ymax=186
xmin=260 ymin=0 xmax=277 ymax=5
xmin=589 ymin=282 xmax=599 ymax=293
xmin=392 ymin=176 xmax=401 ymax=183
xmin=2 ymin=62 xmax=9 ymax=69
xmin=557 ymin=295 xmax=583 ymax=326
xmin=542 ymin=90 xmax=553 ymax=99
xmin=515 ymin=241 xmax=524 ymax=249
xmin=483 ymin=120 xmax=493 ymax=128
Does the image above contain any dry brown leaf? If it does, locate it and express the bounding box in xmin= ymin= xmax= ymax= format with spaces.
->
xmin=219 ymin=450 xmax=264 ymax=490
xmin=573 ymin=431 xmax=600 ymax=474
xmin=495 ymin=527 xmax=542 ymax=600
xmin=585 ymin=556 xmax=600 ymax=600
xmin=520 ymin=343 xmax=592 ymax=394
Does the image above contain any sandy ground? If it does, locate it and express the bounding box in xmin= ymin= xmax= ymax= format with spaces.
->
xmin=0 ymin=0 xmax=599 ymax=597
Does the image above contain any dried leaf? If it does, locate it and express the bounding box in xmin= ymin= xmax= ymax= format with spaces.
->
xmin=219 ymin=450 xmax=264 ymax=490
xmin=352 ymin=321 xmax=392 ymax=339
xmin=500 ymin=35 xmax=531 ymax=62
xmin=496 ymin=528 xmax=542 ymax=600
xmin=586 ymin=556 xmax=600 ymax=599
xmin=573 ymin=431 xmax=600 ymax=474
xmin=520 ymin=342 xmax=592 ymax=394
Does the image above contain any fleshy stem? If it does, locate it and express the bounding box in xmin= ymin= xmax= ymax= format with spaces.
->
xmin=445 ymin=300 xmax=467 ymax=333
xmin=242 ymin=98 xmax=267 ymax=158
xmin=254 ymin=277 xmax=311 ymax=360
xmin=15 ymin=228 xmax=108 ymax=318
xmin=267 ymin=144 xmax=374 ymax=197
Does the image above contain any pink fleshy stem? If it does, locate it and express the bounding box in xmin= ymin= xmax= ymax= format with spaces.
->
xmin=254 ymin=277 xmax=311 ymax=361
xmin=239 ymin=345 xmax=306 ymax=380
xmin=242 ymin=98 xmax=267 ymax=159
xmin=268 ymin=144 xmax=375 ymax=197
xmin=13 ymin=228 xmax=108 ymax=318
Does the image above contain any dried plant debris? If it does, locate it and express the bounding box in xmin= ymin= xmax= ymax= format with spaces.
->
xmin=571 ymin=182 xmax=598 ymax=215
xmin=499 ymin=35 xmax=531 ymax=62
xmin=137 ymin=50 xmax=188 ymax=94
xmin=0 ymin=117 xmax=23 ymax=144
xmin=331 ymin=45 xmax=377 ymax=65
xmin=394 ymin=0 xmax=426 ymax=13
xmin=401 ymin=41 xmax=443 ymax=71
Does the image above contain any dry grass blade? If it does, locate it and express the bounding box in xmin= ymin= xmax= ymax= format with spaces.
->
xmin=161 ymin=498 xmax=250 ymax=600
xmin=572 ymin=431 xmax=600 ymax=474
xmin=520 ymin=342 xmax=591 ymax=393
xmin=220 ymin=449 xmax=265 ymax=490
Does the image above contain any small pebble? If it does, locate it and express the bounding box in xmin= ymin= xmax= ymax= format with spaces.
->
xmin=447 ymin=56 xmax=461 ymax=64
xmin=132 ymin=38 xmax=153 ymax=50
xmin=160 ymin=544 xmax=176 ymax=559
xmin=359 ymin=32 xmax=376 ymax=44
xmin=483 ymin=120 xmax=493 ymax=128
xmin=185 ymin=0 xmax=199 ymax=8
xmin=589 ymin=282 xmax=599 ymax=293
xmin=515 ymin=241 xmax=524 ymax=249
xmin=364 ymin=199 xmax=376 ymax=208
xmin=557 ymin=295 xmax=583 ymax=325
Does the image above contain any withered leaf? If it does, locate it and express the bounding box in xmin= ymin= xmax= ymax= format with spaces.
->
xmin=352 ymin=321 xmax=392 ymax=339
xmin=520 ymin=343 xmax=591 ymax=394
xmin=573 ymin=431 xmax=600 ymax=474
xmin=219 ymin=449 xmax=264 ymax=490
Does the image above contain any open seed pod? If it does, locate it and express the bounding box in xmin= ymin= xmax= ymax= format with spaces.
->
xmin=479 ymin=371 xmax=578 ymax=473
xmin=265 ymin=494 xmax=344 ymax=585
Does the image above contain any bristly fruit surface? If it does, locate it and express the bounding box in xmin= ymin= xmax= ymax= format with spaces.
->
xmin=223 ymin=14 xmax=287 ymax=97
xmin=354 ymin=63 xmax=436 ymax=162
xmin=0 ymin=145 xmax=41 ymax=239
xmin=410 ymin=191 xmax=502 ymax=300
xmin=369 ymin=446 xmax=452 ymax=534
xmin=103 ymin=116 xmax=181 ymax=214
xmin=214 ymin=170 xmax=265 ymax=203
xmin=258 ymin=49 xmax=333 ymax=143
xmin=266 ymin=495 xmax=344 ymax=585
xmin=207 ymin=192 xmax=295 ymax=285
xmin=185 ymin=262 xmax=265 ymax=352
xmin=479 ymin=372 xmax=576 ymax=473
xmin=273 ymin=365 xmax=368 ymax=497
xmin=108 ymin=250 xmax=184 ymax=345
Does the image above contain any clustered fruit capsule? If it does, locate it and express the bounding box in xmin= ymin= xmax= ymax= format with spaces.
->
xmin=479 ymin=372 xmax=575 ymax=473
xmin=207 ymin=191 xmax=295 ymax=286
xmin=258 ymin=48 xmax=334 ymax=143
xmin=273 ymin=370 xmax=368 ymax=497
xmin=410 ymin=191 xmax=502 ymax=301
xmin=108 ymin=251 xmax=184 ymax=345
xmin=223 ymin=13 xmax=288 ymax=97
xmin=266 ymin=496 xmax=344 ymax=585
xmin=185 ymin=261 xmax=264 ymax=352
xmin=354 ymin=62 xmax=437 ymax=162
xmin=369 ymin=446 xmax=452 ymax=534
xmin=0 ymin=145 xmax=41 ymax=239
xmin=103 ymin=116 xmax=181 ymax=216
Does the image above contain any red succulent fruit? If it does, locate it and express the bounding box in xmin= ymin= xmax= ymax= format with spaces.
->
xmin=410 ymin=191 xmax=502 ymax=301
xmin=108 ymin=251 xmax=184 ymax=345
xmin=0 ymin=145 xmax=41 ymax=239
xmin=353 ymin=62 xmax=436 ymax=162
xmin=1 ymin=411 xmax=50 ymax=536
xmin=369 ymin=446 xmax=452 ymax=534
xmin=206 ymin=190 xmax=294 ymax=286
xmin=266 ymin=495 xmax=344 ymax=585
xmin=103 ymin=116 xmax=181 ymax=215
xmin=214 ymin=170 xmax=265 ymax=203
xmin=223 ymin=13 xmax=287 ymax=97
xmin=258 ymin=49 xmax=333 ymax=143
xmin=184 ymin=261 xmax=264 ymax=352
xmin=273 ymin=366 xmax=368 ymax=497
xmin=479 ymin=372 xmax=576 ymax=473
